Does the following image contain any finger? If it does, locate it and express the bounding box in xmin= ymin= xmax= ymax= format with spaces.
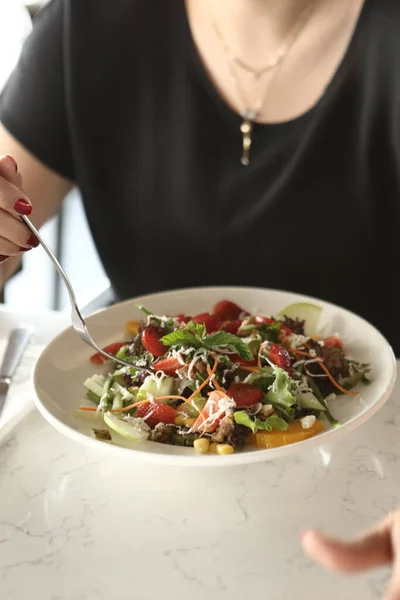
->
xmin=0 ymin=154 xmax=22 ymax=188
xmin=0 ymin=208 xmax=38 ymax=249
xmin=0 ymin=235 xmax=26 ymax=257
xmin=383 ymin=515 xmax=400 ymax=600
xmin=0 ymin=175 xmax=31 ymax=216
xmin=302 ymin=525 xmax=393 ymax=573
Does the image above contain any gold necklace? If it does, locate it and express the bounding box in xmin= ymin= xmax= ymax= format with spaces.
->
xmin=206 ymin=1 xmax=315 ymax=165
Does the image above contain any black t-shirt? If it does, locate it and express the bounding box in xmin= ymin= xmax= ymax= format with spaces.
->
xmin=0 ymin=0 xmax=399 ymax=353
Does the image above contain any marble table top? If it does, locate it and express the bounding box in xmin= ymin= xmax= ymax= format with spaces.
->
xmin=0 ymin=307 xmax=398 ymax=600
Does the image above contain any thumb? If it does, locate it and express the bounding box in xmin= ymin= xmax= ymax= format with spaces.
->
xmin=302 ymin=524 xmax=393 ymax=573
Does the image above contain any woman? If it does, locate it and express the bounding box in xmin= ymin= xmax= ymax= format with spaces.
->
xmin=0 ymin=0 xmax=399 ymax=590
xmin=0 ymin=0 xmax=398 ymax=353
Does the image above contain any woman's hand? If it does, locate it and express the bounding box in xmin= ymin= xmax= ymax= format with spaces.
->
xmin=0 ymin=153 xmax=38 ymax=264
xmin=302 ymin=512 xmax=400 ymax=599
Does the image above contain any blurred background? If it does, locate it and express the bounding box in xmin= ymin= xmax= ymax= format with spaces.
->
xmin=0 ymin=0 xmax=110 ymax=312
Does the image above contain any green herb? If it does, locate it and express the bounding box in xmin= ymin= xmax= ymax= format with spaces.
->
xmin=203 ymin=331 xmax=253 ymax=361
xmin=307 ymin=377 xmax=340 ymax=428
xmin=136 ymin=305 xmax=153 ymax=316
xmin=161 ymin=323 xmax=253 ymax=361
xmin=160 ymin=329 xmax=202 ymax=348
xmin=234 ymin=411 xmax=289 ymax=433
xmin=185 ymin=321 xmax=207 ymax=338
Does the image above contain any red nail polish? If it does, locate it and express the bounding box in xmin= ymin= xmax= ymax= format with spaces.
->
xmin=19 ymin=246 xmax=31 ymax=252
xmin=14 ymin=199 xmax=32 ymax=215
xmin=0 ymin=255 xmax=8 ymax=263
xmin=26 ymin=234 xmax=39 ymax=248
xmin=6 ymin=155 xmax=18 ymax=172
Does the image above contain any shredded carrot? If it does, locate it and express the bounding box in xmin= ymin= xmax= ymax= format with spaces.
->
xmin=206 ymin=365 xmax=230 ymax=398
xmin=179 ymin=356 xmax=219 ymax=409
xmin=288 ymin=348 xmax=313 ymax=358
xmin=240 ymin=365 xmax=262 ymax=373
xmin=79 ymin=395 xmax=187 ymax=414
xmin=317 ymin=362 xmax=358 ymax=396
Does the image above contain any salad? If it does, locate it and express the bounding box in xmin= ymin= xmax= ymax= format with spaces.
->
xmin=79 ymin=300 xmax=371 ymax=455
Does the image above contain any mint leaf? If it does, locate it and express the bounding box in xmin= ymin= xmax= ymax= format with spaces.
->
xmin=265 ymin=367 xmax=296 ymax=409
xmin=185 ymin=321 xmax=207 ymax=339
xmin=204 ymin=332 xmax=253 ymax=361
xmin=160 ymin=330 xmax=201 ymax=348
xmin=234 ymin=411 xmax=289 ymax=433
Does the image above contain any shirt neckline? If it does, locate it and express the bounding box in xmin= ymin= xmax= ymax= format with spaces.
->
xmin=181 ymin=0 xmax=372 ymax=131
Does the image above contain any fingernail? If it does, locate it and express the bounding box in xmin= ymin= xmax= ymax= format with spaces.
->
xmin=0 ymin=255 xmax=8 ymax=263
xmin=6 ymin=155 xmax=18 ymax=172
xmin=19 ymin=246 xmax=31 ymax=252
xmin=14 ymin=199 xmax=32 ymax=215
xmin=26 ymin=234 xmax=39 ymax=248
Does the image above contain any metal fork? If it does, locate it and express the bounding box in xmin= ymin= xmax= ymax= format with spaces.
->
xmin=21 ymin=215 xmax=146 ymax=370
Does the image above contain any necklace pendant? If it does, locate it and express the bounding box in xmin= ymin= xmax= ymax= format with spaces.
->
xmin=240 ymin=113 xmax=254 ymax=166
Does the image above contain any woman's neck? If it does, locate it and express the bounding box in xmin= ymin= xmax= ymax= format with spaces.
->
xmin=205 ymin=0 xmax=319 ymax=67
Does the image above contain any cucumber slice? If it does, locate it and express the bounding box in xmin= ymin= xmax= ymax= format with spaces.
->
xmin=103 ymin=412 xmax=150 ymax=442
xmin=84 ymin=374 xmax=106 ymax=398
xmin=277 ymin=302 xmax=322 ymax=336
xmin=296 ymin=392 xmax=326 ymax=411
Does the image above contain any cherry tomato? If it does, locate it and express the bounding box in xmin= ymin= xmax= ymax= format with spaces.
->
xmin=192 ymin=312 xmax=221 ymax=333
xmin=135 ymin=403 xmax=176 ymax=429
xmin=226 ymin=383 xmax=263 ymax=407
xmin=221 ymin=319 xmax=241 ymax=334
xmin=153 ymin=357 xmax=183 ymax=377
xmin=324 ymin=336 xmax=343 ymax=348
xmin=90 ymin=342 xmax=127 ymax=364
xmin=213 ymin=300 xmax=244 ymax=321
xmin=141 ymin=327 xmax=167 ymax=357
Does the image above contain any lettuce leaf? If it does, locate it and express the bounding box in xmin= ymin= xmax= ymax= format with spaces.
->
xmin=265 ymin=367 xmax=296 ymax=409
xmin=234 ymin=411 xmax=289 ymax=433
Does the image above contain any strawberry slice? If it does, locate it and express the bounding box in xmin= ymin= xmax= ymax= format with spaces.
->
xmin=192 ymin=312 xmax=221 ymax=333
xmin=226 ymin=383 xmax=263 ymax=407
xmin=213 ymin=300 xmax=244 ymax=321
xmin=153 ymin=356 xmax=183 ymax=377
xmin=264 ymin=343 xmax=292 ymax=376
xmin=135 ymin=402 xmax=176 ymax=429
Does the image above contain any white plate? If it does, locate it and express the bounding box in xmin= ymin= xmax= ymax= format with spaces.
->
xmin=33 ymin=287 xmax=397 ymax=466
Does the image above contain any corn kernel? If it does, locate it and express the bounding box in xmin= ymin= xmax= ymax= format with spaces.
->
xmin=126 ymin=320 xmax=139 ymax=336
xmin=174 ymin=414 xmax=186 ymax=426
xmin=184 ymin=417 xmax=196 ymax=427
xmin=193 ymin=438 xmax=210 ymax=454
xmin=216 ymin=444 xmax=234 ymax=456
xmin=208 ymin=442 xmax=218 ymax=453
